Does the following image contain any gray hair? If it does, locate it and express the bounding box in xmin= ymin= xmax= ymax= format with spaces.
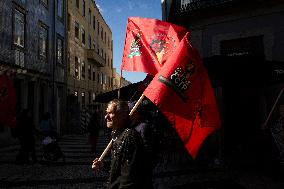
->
xmin=108 ymin=99 xmax=130 ymax=115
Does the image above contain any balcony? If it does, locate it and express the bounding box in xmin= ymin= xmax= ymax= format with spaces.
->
xmin=174 ymin=0 xmax=238 ymax=14
xmin=86 ymin=49 xmax=105 ymax=67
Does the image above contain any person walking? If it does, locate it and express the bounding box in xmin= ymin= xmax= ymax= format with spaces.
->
xmin=87 ymin=111 xmax=100 ymax=154
xmin=92 ymin=99 xmax=148 ymax=189
xmin=15 ymin=109 xmax=37 ymax=164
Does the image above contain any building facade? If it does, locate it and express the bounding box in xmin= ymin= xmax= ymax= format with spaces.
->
xmin=0 ymin=0 xmax=67 ymax=142
xmin=66 ymin=0 xmax=113 ymax=133
xmin=162 ymin=0 xmax=284 ymax=165
xmin=112 ymin=68 xmax=132 ymax=90
xmin=67 ymin=0 xmax=113 ymax=109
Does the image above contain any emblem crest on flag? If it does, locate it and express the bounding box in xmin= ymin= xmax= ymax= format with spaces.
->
xmin=149 ymin=34 xmax=177 ymax=64
xmin=128 ymin=31 xmax=142 ymax=58
xmin=158 ymin=60 xmax=196 ymax=102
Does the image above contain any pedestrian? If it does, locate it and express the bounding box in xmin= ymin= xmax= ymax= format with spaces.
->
xmin=128 ymin=99 xmax=158 ymax=189
xmin=92 ymin=99 xmax=147 ymax=189
xmin=15 ymin=109 xmax=37 ymax=164
xmin=39 ymin=112 xmax=54 ymax=137
xmin=87 ymin=111 xmax=100 ymax=154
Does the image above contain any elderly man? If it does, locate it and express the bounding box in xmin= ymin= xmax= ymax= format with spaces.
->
xmin=92 ymin=99 xmax=147 ymax=189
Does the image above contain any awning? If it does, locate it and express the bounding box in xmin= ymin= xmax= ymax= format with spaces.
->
xmin=95 ymin=81 xmax=142 ymax=103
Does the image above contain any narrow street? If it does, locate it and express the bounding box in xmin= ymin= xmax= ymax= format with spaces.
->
xmin=1 ymin=131 xmax=284 ymax=189
xmin=0 ymin=132 xmax=109 ymax=188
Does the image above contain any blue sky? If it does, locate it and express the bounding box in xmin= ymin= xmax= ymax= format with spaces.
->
xmin=95 ymin=0 xmax=162 ymax=83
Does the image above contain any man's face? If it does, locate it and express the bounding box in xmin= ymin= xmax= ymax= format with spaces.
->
xmin=105 ymin=103 xmax=124 ymax=130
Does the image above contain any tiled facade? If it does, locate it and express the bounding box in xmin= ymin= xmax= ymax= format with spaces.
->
xmin=0 ymin=0 xmax=67 ymax=141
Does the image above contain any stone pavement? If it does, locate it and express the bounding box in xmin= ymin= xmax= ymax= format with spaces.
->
xmin=1 ymin=131 xmax=284 ymax=189
xmin=0 ymin=132 xmax=110 ymax=188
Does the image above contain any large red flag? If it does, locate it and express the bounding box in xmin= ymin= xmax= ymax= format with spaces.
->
xmin=0 ymin=74 xmax=16 ymax=128
xmin=143 ymin=33 xmax=221 ymax=159
xmin=121 ymin=17 xmax=188 ymax=76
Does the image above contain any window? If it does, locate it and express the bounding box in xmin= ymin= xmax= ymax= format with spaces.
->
xmin=88 ymin=64 xmax=91 ymax=80
xmin=92 ymin=68 xmax=95 ymax=81
xmin=92 ymin=92 xmax=96 ymax=102
xmin=88 ymin=35 xmax=91 ymax=49
xmin=109 ymin=76 xmax=111 ymax=87
xmin=81 ymin=61 xmax=85 ymax=79
xmin=82 ymin=0 xmax=85 ymax=16
xmin=57 ymin=37 xmax=63 ymax=64
xmin=220 ymin=36 xmax=264 ymax=57
xmin=88 ymin=9 xmax=91 ymax=25
xmin=101 ymin=27 xmax=103 ymax=40
xmin=75 ymin=56 xmax=79 ymax=79
xmin=104 ymin=74 xmax=107 ymax=84
xmin=57 ymin=0 xmax=64 ymax=19
xmin=97 ymin=22 xmax=99 ymax=35
xmin=104 ymin=32 xmax=106 ymax=43
xmin=93 ymin=39 xmax=96 ymax=50
xmin=39 ymin=24 xmax=48 ymax=59
xmin=75 ymin=21 xmax=79 ymax=39
xmin=100 ymin=73 xmax=103 ymax=84
xmin=75 ymin=0 xmax=79 ymax=8
xmin=88 ymin=91 xmax=91 ymax=104
xmin=81 ymin=28 xmax=85 ymax=44
xmin=93 ymin=16 xmax=96 ymax=30
xmin=82 ymin=92 xmax=85 ymax=107
xmin=13 ymin=9 xmax=25 ymax=48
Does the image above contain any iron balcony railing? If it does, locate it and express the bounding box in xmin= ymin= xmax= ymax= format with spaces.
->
xmin=175 ymin=0 xmax=237 ymax=13
xmin=86 ymin=49 xmax=105 ymax=67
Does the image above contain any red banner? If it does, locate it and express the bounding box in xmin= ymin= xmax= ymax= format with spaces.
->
xmin=0 ymin=74 xmax=16 ymax=128
xmin=143 ymin=33 xmax=221 ymax=159
xmin=121 ymin=17 xmax=188 ymax=76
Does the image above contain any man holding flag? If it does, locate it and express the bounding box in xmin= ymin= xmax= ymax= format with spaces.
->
xmin=93 ymin=17 xmax=221 ymax=188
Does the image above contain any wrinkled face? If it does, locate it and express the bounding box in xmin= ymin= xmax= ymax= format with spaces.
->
xmin=105 ymin=103 xmax=124 ymax=130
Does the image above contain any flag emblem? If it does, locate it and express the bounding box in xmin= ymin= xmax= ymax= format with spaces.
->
xmin=158 ymin=61 xmax=196 ymax=102
xmin=149 ymin=34 xmax=176 ymax=64
xmin=128 ymin=31 xmax=142 ymax=58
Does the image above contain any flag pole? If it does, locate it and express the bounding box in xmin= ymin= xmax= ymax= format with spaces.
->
xmin=93 ymin=94 xmax=145 ymax=165
xmin=263 ymin=88 xmax=283 ymax=127
xmin=118 ymin=69 xmax=123 ymax=99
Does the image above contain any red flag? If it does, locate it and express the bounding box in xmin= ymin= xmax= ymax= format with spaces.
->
xmin=0 ymin=74 xmax=16 ymax=128
xmin=121 ymin=17 xmax=188 ymax=76
xmin=143 ymin=33 xmax=221 ymax=159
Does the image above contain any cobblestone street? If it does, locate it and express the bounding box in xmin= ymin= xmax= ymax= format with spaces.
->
xmin=0 ymin=133 xmax=109 ymax=188
xmin=1 ymin=132 xmax=284 ymax=189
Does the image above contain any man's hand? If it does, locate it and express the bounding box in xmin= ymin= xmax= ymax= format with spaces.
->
xmin=92 ymin=158 xmax=104 ymax=170
xmin=261 ymin=123 xmax=267 ymax=130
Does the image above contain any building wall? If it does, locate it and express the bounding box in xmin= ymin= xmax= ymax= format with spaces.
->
xmin=0 ymin=0 xmax=67 ymax=142
xmin=171 ymin=1 xmax=284 ymax=62
xmin=163 ymin=0 xmax=284 ymax=165
xmin=67 ymin=0 xmax=113 ymax=108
